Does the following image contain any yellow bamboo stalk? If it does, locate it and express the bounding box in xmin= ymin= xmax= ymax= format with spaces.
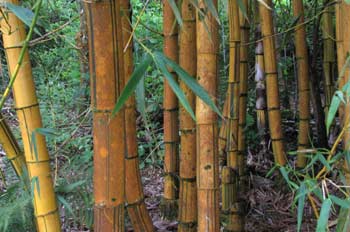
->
xmin=336 ymin=0 xmax=345 ymax=122
xmin=161 ymin=0 xmax=180 ymax=219
xmin=258 ymin=0 xmax=287 ymax=166
xmin=237 ymin=0 xmax=250 ymax=193
xmin=85 ymin=1 xmax=126 ymax=231
xmin=120 ymin=1 xmax=154 ymax=231
xmin=322 ymin=3 xmax=335 ymax=113
xmin=292 ymin=0 xmax=311 ymax=168
xmin=178 ymin=0 xmax=197 ymax=231
xmin=0 ymin=0 xmax=61 ymax=230
xmin=0 ymin=113 xmax=26 ymax=177
xmin=196 ymin=0 xmax=220 ymax=231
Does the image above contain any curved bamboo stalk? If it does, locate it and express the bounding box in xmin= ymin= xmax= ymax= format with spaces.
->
xmin=120 ymin=1 xmax=154 ymax=231
xmin=85 ymin=1 xmax=126 ymax=231
xmin=292 ymin=0 xmax=311 ymax=168
xmin=196 ymin=0 xmax=220 ymax=231
xmin=0 ymin=113 xmax=26 ymax=177
xmin=258 ymin=0 xmax=287 ymax=166
xmin=178 ymin=1 xmax=197 ymax=231
xmin=161 ymin=0 xmax=180 ymax=219
xmin=322 ymin=3 xmax=335 ymax=113
xmin=0 ymin=0 xmax=61 ymax=231
xmin=222 ymin=0 xmax=242 ymax=230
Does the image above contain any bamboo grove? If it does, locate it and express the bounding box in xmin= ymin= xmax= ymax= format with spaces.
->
xmin=0 ymin=0 xmax=350 ymax=231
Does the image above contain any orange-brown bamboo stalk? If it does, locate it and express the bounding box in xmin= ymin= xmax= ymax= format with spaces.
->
xmin=0 ymin=113 xmax=26 ymax=177
xmin=222 ymin=0 xmax=242 ymax=230
xmin=196 ymin=0 xmax=220 ymax=231
xmin=322 ymin=3 xmax=335 ymax=113
xmin=178 ymin=0 xmax=197 ymax=231
xmin=292 ymin=0 xmax=311 ymax=168
xmin=258 ymin=0 xmax=287 ymax=166
xmin=120 ymin=1 xmax=154 ymax=231
xmin=161 ymin=0 xmax=180 ymax=219
xmin=1 ymin=1 xmax=61 ymax=231
xmin=85 ymin=1 xmax=126 ymax=231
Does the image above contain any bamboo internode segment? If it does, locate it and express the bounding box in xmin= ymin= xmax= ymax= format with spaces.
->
xmin=335 ymin=1 xmax=345 ymax=122
xmin=1 ymin=1 xmax=61 ymax=230
xmin=237 ymin=0 xmax=250 ymax=195
xmin=196 ymin=0 xmax=220 ymax=231
xmin=258 ymin=0 xmax=287 ymax=166
xmin=219 ymin=100 xmax=228 ymax=165
xmin=85 ymin=1 xmax=126 ymax=231
xmin=0 ymin=113 xmax=26 ymax=177
xmin=292 ymin=0 xmax=311 ymax=168
xmin=161 ymin=0 xmax=180 ymax=219
xmin=120 ymin=0 xmax=154 ymax=231
xmin=178 ymin=1 xmax=197 ymax=231
xmin=322 ymin=3 xmax=335 ymax=113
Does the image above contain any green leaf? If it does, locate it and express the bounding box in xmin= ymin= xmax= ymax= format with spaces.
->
xmin=316 ymin=198 xmax=332 ymax=232
xmin=336 ymin=207 xmax=350 ymax=232
xmin=297 ymin=183 xmax=306 ymax=232
xmin=31 ymin=176 xmax=40 ymax=198
xmin=204 ymin=0 xmax=220 ymax=24
xmin=135 ymin=76 xmax=146 ymax=119
xmin=156 ymin=52 xmax=222 ymax=118
xmin=326 ymin=91 xmax=342 ymax=135
xmin=318 ymin=154 xmax=331 ymax=171
xmin=166 ymin=0 xmax=183 ymax=27
xmin=57 ymin=195 xmax=76 ymax=218
xmin=330 ymin=195 xmax=350 ymax=209
xmin=112 ymin=54 xmax=152 ymax=118
xmin=6 ymin=3 xmax=41 ymax=35
xmin=56 ymin=180 xmax=86 ymax=193
xmin=237 ymin=0 xmax=247 ymax=19
xmin=154 ymin=54 xmax=196 ymax=120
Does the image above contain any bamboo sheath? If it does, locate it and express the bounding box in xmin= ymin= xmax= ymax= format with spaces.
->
xmin=258 ymin=0 xmax=287 ymax=166
xmin=237 ymin=0 xmax=250 ymax=192
xmin=178 ymin=1 xmax=197 ymax=231
xmin=0 ymin=113 xmax=26 ymax=177
xmin=322 ymin=3 xmax=335 ymax=113
xmin=292 ymin=0 xmax=311 ymax=168
xmin=196 ymin=0 xmax=220 ymax=231
xmin=335 ymin=0 xmax=345 ymax=122
xmin=85 ymin=1 xmax=126 ymax=231
xmin=120 ymin=1 xmax=154 ymax=231
xmin=1 ymin=1 xmax=61 ymax=231
xmin=161 ymin=0 xmax=180 ymax=219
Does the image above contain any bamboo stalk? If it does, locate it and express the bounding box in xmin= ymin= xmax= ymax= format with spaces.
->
xmin=161 ymin=0 xmax=180 ymax=220
xmin=85 ymin=1 xmax=126 ymax=231
xmin=196 ymin=0 xmax=220 ymax=231
xmin=120 ymin=1 xmax=154 ymax=231
xmin=222 ymin=0 xmax=243 ymax=230
xmin=258 ymin=0 xmax=287 ymax=166
xmin=322 ymin=2 xmax=335 ymax=113
xmin=178 ymin=1 xmax=197 ymax=231
xmin=1 ymin=0 xmax=61 ymax=230
xmin=292 ymin=0 xmax=311 ymax=168
xmin=0 ymin=113 xmax=26 ymax=178
xmin=237 ymin=0 xmax=250 ymax=196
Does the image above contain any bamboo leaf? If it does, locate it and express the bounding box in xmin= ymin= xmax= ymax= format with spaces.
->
xmin=112 ymin=54 xmax=152 ymax=118
xmin=56 ymin=180 xmax=86 ymax=193
xmin=135 ymin=76 xmax=146 ymax=119
xmin=297 ymin=182 xmax=306 ymax=232
xmin=31 ymin=176 xmax=40 ymax=198
xmin=257 ymin=0 xmax=272 ymax=10
xmin=237 ymin=0 xmax=247 ymax=19
xmin=57 ymin=195 xmax=76 ymax=218
xmin=204 ymin=0 xmax=220 ymax=24
xmin=318 ymin=154 xmax=331 ymax=171
xmin=326 ymin=91 xmax=342 ymax=135
xmin=166 ymin=0 xmax=183 ymax=27
xmin=156 ymin=52 xmax=222 ymax=118
xmin=336 ymin=207 xmax=350 ymax=232
xmin=330 ymin=195 xmax=350 ymax=209
xmin=316 ymin=198 xmax=332 ymax=232
xmin=154 ymin=54 xmax=196 ymax=120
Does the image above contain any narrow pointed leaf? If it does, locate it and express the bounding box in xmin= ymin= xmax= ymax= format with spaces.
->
xmin=166 ymin=0 xmax=183 ymax=27
xmin=316 ymin=198 xmax=332 ymax=232
xmin=112 ymin=54 xmax=152 ymax=118
xmin=204 ymin=0 xmax=220 ymax=24
xmin=297 ymin=182 xmax=306 ymax=232
xmin=326 ymin=91 xmax=342 ymax=135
